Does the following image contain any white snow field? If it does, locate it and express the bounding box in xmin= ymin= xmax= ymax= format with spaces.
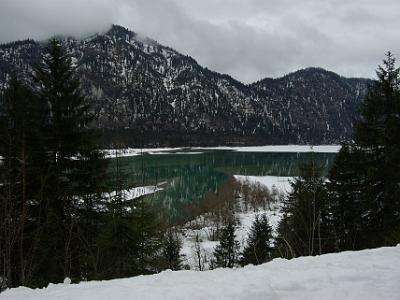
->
xmin=2 ymin=246 xmax=399 ymax=300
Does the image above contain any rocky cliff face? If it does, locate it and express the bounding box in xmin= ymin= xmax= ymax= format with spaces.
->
xmin=0 ymin=25 xmax=371 ymax=146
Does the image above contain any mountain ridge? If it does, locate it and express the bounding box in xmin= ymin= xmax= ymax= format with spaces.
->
xmin=0 ymin=24 xmax=372 ymax=147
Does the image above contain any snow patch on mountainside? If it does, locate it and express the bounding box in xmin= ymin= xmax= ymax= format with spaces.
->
xmin=3 ymin=246 xmax=399 ymax=300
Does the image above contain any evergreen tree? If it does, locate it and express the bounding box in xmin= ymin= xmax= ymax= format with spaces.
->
xmin=159 ymin=228 xmax=183 ymax=271
xmin=328 ymin=52 xmax=400 ymax=249
xmin=212 ymin=222 xmax=239 ymax=268
xmin=31 ymin=39 xmax=106 ymax=285
xmin=0 ymin=78 xmax=47 ymax=288
xmin=276 ymin=160 xmax=333 ymax=258
xmin=240 ymin=214 xmax=273 ymax=266
xmin=327 ymin=144 xmax=369 ymax=250
xmin=133 ymin=197 xmax=163 ymax=274
xmin=96 ymin=203 xmax=139 ymax=279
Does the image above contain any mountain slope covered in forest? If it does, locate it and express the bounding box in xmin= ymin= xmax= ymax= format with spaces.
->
xmin=0 ymin=25 xmax=371 ymax=146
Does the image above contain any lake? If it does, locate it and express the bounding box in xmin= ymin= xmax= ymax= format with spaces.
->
xmin=107 ymin=149 xmax=337 ymax=221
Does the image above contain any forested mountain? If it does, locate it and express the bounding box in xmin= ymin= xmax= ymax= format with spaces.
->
xmin=0 ymin=25 xmax=371 ymax=146
xmin=251 ymin=68 xmax=369 ymax=143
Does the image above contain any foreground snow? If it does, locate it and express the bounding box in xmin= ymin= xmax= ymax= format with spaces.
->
xmin=103 ymin=145 xmax=341 ymax=157
xmin=3 ymin=246 xmax=399 ymax=300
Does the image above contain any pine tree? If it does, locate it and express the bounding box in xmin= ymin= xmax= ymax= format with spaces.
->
xmin=276 ymin=160 xmax=333 ymax=258
xmin=96 ymin=205 xmax=139 ymax=279
xmin=0 ymin=78 xmax=47 ymax=288
xmin=134 ymin=197 xmax=163 ymax=275
xmin=355 ymin=52 xmax=400 ymax=245
xmin=240 ymin=214 xmax=273 ymax=266
xmin=31 ymin=39 xmax=106 ymax=285
xmin=160 ymin=228 xmax=183 ymax=271
xmin=327 ymin=144 xmax=369 ymax=250
xmin=328 ymin=52 xmax=400 ymax=249
xmin=212 ymin=222 xmax=239 ymax=268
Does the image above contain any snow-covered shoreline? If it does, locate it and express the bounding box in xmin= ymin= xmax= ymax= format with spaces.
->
xmin=180 ymin=174 xmax=288 ymax=270
xmin=234 ymin=175 xmax=293 ymax=194
xmin=103 ymin=145 xmax=341 ymax=158
xmin=3 ymin=246 xmax=399 ymax=300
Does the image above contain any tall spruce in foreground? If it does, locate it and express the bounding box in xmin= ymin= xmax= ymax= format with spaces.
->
xmin=240 ymin=214 xmax=273 ymax=266
xmin=328 ymin=53 xmax=400 ymax=249
xmin=211 ymin=222 xmax=240 ymax=268
xmin=32 ymin=39 xmax=105 ymax=286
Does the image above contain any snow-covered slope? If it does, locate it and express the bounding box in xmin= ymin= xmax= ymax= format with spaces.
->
xmin=2 ymin=246 xmax=399 ymax=300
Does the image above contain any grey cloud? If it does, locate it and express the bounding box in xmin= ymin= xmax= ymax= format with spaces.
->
xmin=0 ymin=0 xmax=115 ymax=42
xmin=0 ymin=0 xmax=399 ymax=83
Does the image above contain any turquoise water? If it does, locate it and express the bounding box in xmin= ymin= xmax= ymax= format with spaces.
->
xmin=107 ymin=150 xmax=336 ymax=220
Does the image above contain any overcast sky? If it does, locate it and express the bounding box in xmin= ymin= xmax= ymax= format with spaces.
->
xmin=0 ymin=0 xmax=399 ymax=83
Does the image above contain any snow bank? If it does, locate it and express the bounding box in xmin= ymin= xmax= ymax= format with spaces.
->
xmin=3 ymin=246 xmax=399 ymax=300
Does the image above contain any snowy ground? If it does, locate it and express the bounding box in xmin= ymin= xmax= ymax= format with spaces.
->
xmin=103 ymin=145 xmax=341 ymax=157
xmin=3 ymin=246 xmax=399 ymax=300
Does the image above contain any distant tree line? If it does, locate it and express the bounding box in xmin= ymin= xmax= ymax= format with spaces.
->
xmin=97 ymin=129 xmax=284 ymax=148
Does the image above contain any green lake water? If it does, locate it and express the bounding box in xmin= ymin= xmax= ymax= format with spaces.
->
xmin=107 ymin=150 xmax=337 ymax=221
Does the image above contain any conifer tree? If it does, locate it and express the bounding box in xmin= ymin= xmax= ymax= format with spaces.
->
xmin=327 ymin=144 xmax=369 ymax=250
xmin=134 ymin=197 xmax=163 ymax=274
xmin=355 ymin=52 xmax=400 ymax=245
xmin=32 ymin=39 xmax=105 ymax=285
xmin=160 ymin=228 xmax=183 ymax=271
xmin=96 ymin=204 xmax=139 ymax=279
xmin=0 ymin=78 xmax=47 ymax=288
xmin=240 ymin=214 xmax=273 ymax=266
xmin=328 ymin=53 xmax=400 ymax=249
xmin=276 ymin=160 xmax=333 ymax=258
xmin=212 ymin=222 xmax=239 ymax=268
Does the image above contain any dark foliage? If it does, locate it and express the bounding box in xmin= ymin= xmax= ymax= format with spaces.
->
xmin=240 ymin=214 xmax=273 ymax=265
xmin=212 ymin=222 xmax=240 ymax=268
xmin=328 ymin=53 xmax=400 ymax=250
xmin=276 ymin=160 xmax=334 ymax=258
xmin=0 ymin=40 xmax=172 ymax=288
